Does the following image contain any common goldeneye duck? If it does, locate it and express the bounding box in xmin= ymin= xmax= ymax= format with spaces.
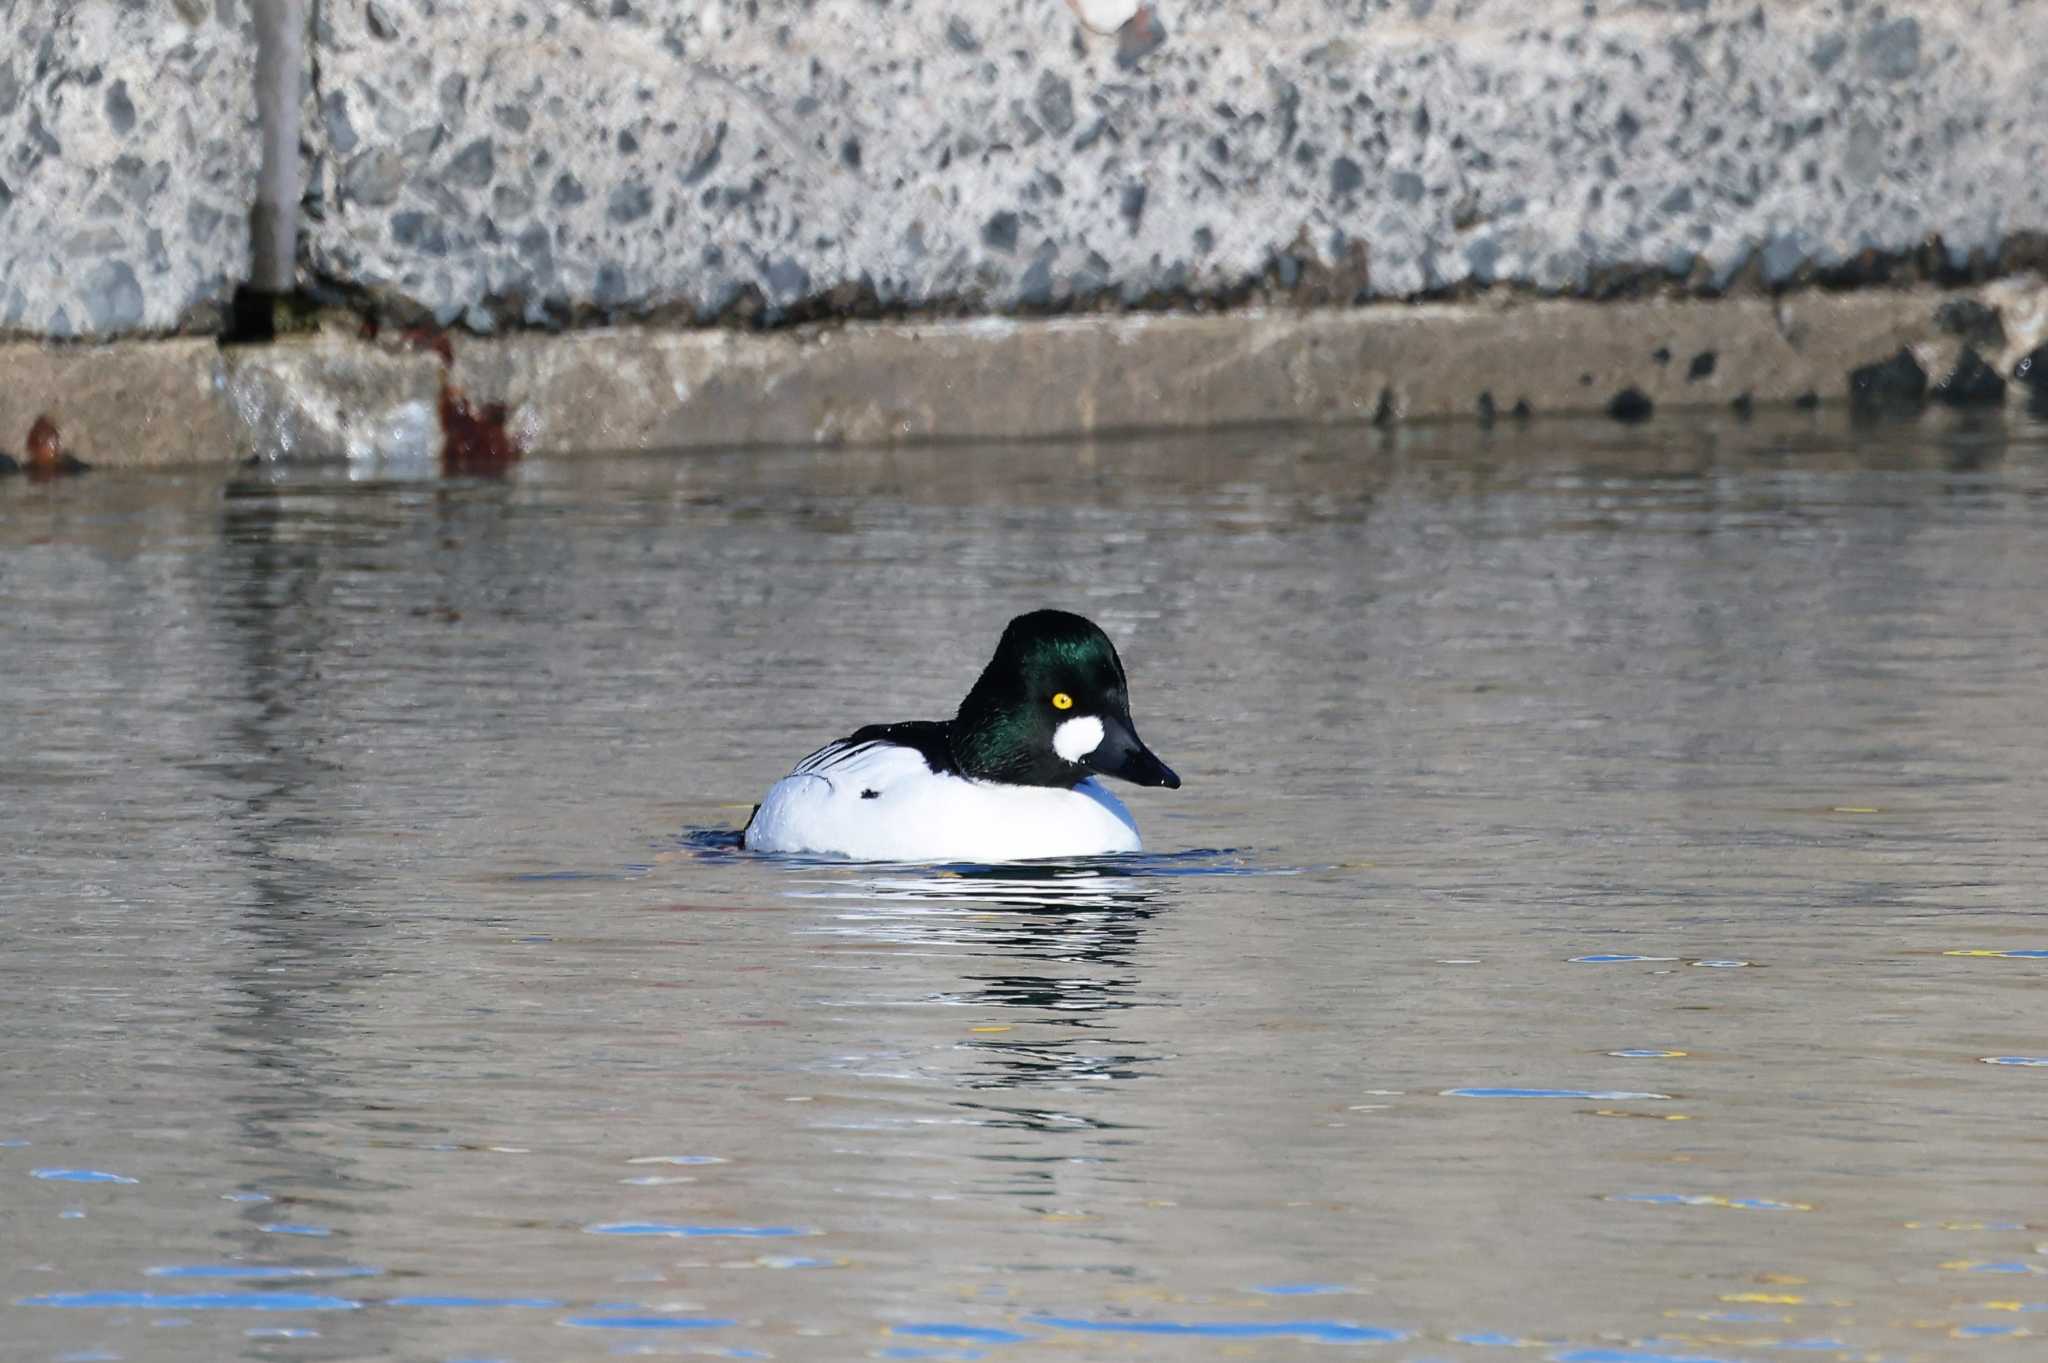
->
xmin=743 ymin=609 xmax=1181 ymax=861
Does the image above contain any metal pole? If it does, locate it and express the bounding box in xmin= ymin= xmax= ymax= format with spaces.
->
xmin=249 ymin=0 xmax=305 ymax=295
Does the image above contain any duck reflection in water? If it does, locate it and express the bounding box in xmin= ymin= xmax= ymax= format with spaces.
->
xmin=790 ymin=863 xmax=1169 ymax=1100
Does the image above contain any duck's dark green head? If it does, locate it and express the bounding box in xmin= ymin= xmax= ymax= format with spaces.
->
xmin=951 ymin=610 xmax=1181 ymax=790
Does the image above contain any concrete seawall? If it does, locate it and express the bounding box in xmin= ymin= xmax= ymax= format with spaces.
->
xmin=3 ymin=279 xmax=2044 ymax=471
xmin=3 ymin=1 xmax=2047 ymax=467
xmin=297 ymin=0 xmax=2048 ymax=328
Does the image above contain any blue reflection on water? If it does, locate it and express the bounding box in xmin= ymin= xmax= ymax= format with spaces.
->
xmin=1548 ymin=1342 xmax=1744 ymax=1350
xmin=30 ymin=1169 xmax=137 ymax=1184
xmin=1028 ymin=1316 xmax=1407 ymax=1342
xmin=584 ymin=1222 xmax=808 ymax=1238
xmin=1443 ymin=1088 xmax=1670 ymax=1100
xmin=23 ymin=1291 xmax=361 ymax=1311
xmin=892 ymin=1324 xmax=1034 ymax=1343
xmin=558 ymin=1314 xmax=736 ymax=1330
xmin=387 ymin=1295 xmax=563 ymax=1308
xmin=258 ymin=1223 xmax=332 ymax=1237
xmin=1608 ymin=1193 xmax=1807 ymax=1211
xmin=1251 ymin=1284 xmax=1352 ymax=1296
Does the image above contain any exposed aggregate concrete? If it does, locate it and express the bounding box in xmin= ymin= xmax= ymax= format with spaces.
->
xmin=0 ymin=0 xmax=259 ymax=337
xmin=300 ymin=0 xmax=2048 ymax=328
xmin=6 ymin=0 xmax=2048 ymax=467
xmin=6 ymin=0 xmax=2047 ymax=342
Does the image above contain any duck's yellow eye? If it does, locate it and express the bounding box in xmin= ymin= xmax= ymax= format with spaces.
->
xmin=1051 ymin=692 xmax=1074 ymax=710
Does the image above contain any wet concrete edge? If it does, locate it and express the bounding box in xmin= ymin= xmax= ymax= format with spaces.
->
xmin=2 ymin=279 xmax=2045 ymax=471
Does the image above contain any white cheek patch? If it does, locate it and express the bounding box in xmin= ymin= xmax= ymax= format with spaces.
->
xmin=1053 ymin=715 xmax=1106 ymax=763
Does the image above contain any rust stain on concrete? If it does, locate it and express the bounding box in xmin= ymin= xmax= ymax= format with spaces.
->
xmin=22 ymin=414 xmax=90 ymax=480
xmin=391 ymin=325 xmax=522 ymax=476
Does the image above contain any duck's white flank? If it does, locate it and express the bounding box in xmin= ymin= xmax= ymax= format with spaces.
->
xmin=745 ymin=739 xmax=1140 ymax=861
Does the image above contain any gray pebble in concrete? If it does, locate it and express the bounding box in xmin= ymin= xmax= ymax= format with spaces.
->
xmin=765 ymin=258 xmax=811 ymax=301
xmin=1120 ymin=184 xmax=1147 ymax=234
xmin=448 ymin=139 xmax=497 ymax=190
xmin=104 ymin=82 xmax=135 ymax=137
xmin=343 ymin=149 xmax=408 ymax=208
xmin=1 ymin=2 xmax=256 ymax=336
xmin=552 ymin=173 xmax=589 ymax=209
xmin=983 ymin=212 xmax=1021 ymax=254
xmin=324 ymin=93 xmax=360 ymax=154
xmin=1761 ymin=234 xmax=1813 ymax=286
xmin=1858 ymin=17 xmax=1921 ymax=81
xmin=1035 ymin=72 xmax=1076 ymax=137
xmin=1465 ymin=238 xmax=1500 ymax=283
xmin=83 ymin=260 xmax=144 ymax=331
xmin=608 ymin=182 xmax=654 ymax=225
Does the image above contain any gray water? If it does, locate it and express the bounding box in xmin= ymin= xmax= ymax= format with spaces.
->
xmin=3 ymin=413 xmax=2047 ymax=1363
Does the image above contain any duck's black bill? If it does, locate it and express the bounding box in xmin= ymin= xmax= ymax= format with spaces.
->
xmin=1083 ymin=716 xmax=1182 ymax=790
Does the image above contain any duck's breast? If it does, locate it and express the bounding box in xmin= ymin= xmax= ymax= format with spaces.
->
xmin=887 ymin=775 xmax=1141 ymax=861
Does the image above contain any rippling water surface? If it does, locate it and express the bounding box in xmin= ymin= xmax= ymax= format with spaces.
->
xmin=4 ymin=413 xmax=2047 ymax=1362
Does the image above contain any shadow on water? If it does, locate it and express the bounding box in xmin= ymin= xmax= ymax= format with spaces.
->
xmin=521 ymin=838 xmax=1298 ymax=1112
xmin=197 ymin=480 xmax=425 ymax=1356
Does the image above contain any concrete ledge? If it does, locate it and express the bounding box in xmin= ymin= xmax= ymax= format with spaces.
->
xmin=3 ymin=281 xmax=2044 ymax=470
xmin=0 ymin=340 xmax=242 ymax=469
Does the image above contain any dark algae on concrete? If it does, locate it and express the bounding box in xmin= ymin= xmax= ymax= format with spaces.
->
xmin=1933 ymin=348 xmax=2007 ymax=407
xmin=1849 ymin=348 xmax=1930 ymax=414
